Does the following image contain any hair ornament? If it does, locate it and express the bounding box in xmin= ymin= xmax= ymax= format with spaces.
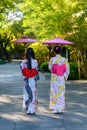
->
xmin=55 ymin=46 xmax=59 ymax=50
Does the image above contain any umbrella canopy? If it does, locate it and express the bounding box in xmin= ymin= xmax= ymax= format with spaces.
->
xmin=43 ymin=37 xmax=73 ymax=45
xmin=11 ymin=36 xmax=38 ymax=43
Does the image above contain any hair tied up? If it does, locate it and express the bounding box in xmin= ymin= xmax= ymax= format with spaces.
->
xmin=54 ymin=46 xmax=61 ymax=54
xmin=55 ymin=46 xmax=59 ymax=50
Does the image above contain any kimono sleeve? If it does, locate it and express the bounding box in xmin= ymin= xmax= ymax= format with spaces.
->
xmin=64 ymin=59 xmax=70 ymax=80
xmin=34 ymin=59 xmax=38 ymax=70
xmin=48 ymin=58 xmax=52 ymax=70
xmin=20 ymin=60 xmax=26 ymax=70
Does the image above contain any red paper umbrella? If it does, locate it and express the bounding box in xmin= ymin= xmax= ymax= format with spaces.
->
xmin=11 ymin=36 xmax=38 ymax=43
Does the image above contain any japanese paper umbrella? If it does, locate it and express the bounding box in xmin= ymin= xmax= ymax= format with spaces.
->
xmin=11 ymin=36 xmax=38 ymax=44
xmin=43 ymin=37 xmax=73 ymax=45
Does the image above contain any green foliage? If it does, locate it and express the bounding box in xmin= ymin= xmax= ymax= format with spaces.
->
xmin=18 ymin=0 xmax=75 ymax=39
xmin=0 ymin=0 xmax=87 ymax=79
xmin=40 ymin=61 xmax=79 ymax=80
xmin=68 ymin=62 xmax=79 ymax=80
xmin=0 ymin=0 xmax=18 ymax=28
xmin=80 ymin=61 xmax=87 ymax=79
xmin=40 ymin=62 xmax=49 ymax=72
xmin=29 ymin=42 xmax=49 ymax=66
xmin=9 ymin=44 xmax=25 ymax=59
xmin=0 ymin=59 xmax=8 ymax=64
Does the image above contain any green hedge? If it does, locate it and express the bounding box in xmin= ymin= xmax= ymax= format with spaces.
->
xmin=0 ymin=60 xmax=8 ymax=64
xmin=68 ymin=62 xmax=79 ymax=80
xmin=40 ymin=61 xmax=79 ymax=80
xmin=40 ymin=62 xmax=50 ymax=72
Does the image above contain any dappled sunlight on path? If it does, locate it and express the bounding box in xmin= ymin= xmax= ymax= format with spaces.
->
xmin=0 ymin=63 xmax=87 ymax=130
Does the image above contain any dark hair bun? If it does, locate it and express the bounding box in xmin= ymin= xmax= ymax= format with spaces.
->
xmin=54 ymin=46 xmax=62 ymax=54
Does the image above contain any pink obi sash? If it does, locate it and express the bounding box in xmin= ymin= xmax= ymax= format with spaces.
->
xmin=52 ymin=64 xmax=66 ymax=76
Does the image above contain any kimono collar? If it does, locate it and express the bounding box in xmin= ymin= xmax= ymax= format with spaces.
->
xmin=55 ymin=54 xmax=61 ymax=58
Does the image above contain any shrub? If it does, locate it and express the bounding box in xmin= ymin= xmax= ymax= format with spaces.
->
xmin=40 ymin=62 xmax=49 ymax=72
xmin=68 ymin=62 xmax=79 ymax=80
xmin=0 ymin=59 xmax=8 ymax=64
xmin=40 ymin=61 xmax=79 ymax=80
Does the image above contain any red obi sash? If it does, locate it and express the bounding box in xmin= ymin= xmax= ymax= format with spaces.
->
xmin=22 ymin=68 xmax=37 ymax=78
xmin=52 ymin=64 xmax=66 ymax=76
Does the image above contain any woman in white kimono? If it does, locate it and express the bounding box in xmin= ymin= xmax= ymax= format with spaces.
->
xmin=49 ymin=46 xmax=70 ymax=114
xmin=20 ymin=48 xmax=38 ymax=115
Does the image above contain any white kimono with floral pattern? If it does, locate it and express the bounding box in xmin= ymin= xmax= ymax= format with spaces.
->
xmin=49 ymin=54 xmax=70 ymax=112
xmin=20 ymin=59 xmax=38 ymax=114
